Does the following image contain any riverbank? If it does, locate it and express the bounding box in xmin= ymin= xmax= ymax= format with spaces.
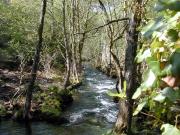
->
xmin=0 ymin=68 xmax=82 ymax=124
xmin=0 ymin=67 xmax=118 ymax=135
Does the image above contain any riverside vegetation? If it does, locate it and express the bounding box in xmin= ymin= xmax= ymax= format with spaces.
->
xmin=0 ymin=0 xmax=180 ymax=135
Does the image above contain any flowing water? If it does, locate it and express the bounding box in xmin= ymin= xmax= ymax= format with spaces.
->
xmin=0 ymin=67 xmax=118 ymax=135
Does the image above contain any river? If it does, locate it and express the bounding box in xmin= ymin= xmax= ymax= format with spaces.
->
xmin=0 ymin=67 xmax=118 ymax=135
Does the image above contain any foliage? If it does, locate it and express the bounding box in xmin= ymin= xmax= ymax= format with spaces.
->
xmin=3 ymin=0 xmax=180 ymax=133
xmin=134 ymin=0 xmax=180 ymax=133
xmin=0 ymin=0 xmax=66 ymax=70
xmin=0 ymin=1 xmax=39 ymax=60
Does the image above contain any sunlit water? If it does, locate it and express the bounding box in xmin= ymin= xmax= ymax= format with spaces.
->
xmin=0 ymin=67 xmax=118 ymax=135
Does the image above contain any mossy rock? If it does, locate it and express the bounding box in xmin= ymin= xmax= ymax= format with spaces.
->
xmin=48 ymin=86 xmax=73 ymax=107
xmin=38 ymin=86 xmax=62 ymax=117
xmin=34 ymin=85 xmax=73 ymax=120
xmin=40 ymin=97 xmax=61 ymax=117
xmin=0 ymin=103 xmax=6 ymax=116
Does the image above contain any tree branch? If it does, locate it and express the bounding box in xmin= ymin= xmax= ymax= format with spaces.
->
xmin=75 ymin=17 xmax=129 ymax=35
xmin=113 ymin=24 xmax=128 ymax=43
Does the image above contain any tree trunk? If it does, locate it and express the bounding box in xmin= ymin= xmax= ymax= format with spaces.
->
xmin=23 ymin=0 xmax=47 ymax=120
xmin=76 ymin=1 xmax=91 ymax=73
xmin=50 ymin=0 xmax=55 ymax=40
xmin=71 ymin=0 xmax=79 ymax=83
xmin=72 ymin=41 xmax=79 ymax=83
xmin=63 ymin=0 xmax=71 ymax=90
xmin=115 ymin=0 xmax=143 ymax=134
xmin=78 ymin=33 xmax=86 ymax=73
xmin=110 ymin=51 xmax=124 ymax=93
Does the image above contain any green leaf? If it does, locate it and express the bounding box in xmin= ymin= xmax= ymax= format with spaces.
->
xmin=133 ymin=101 xmax=147 ymax=116
xmin=170 ymin=51 xmax=180 ymax=76
xmin=107 ymin=92 xmax=126 ymax=99
xmin=176 ymin=22 xmax=180 ymax=30
xmin=108 ymin=81 xmax=127 ymax=99
xmin=132 ymin=87 xmax=142 ymax=99
xmin=123 ymin=81 xmax=127 ymax=92
xmin=154 ymin=87 xmax=180 ymax=103
xmin=156 ymin=0 xmax=180 ymax=11
xmin=143 ymin=69 xmax=157 ymax=87
xmin=162 ymin=87 xmax=180 ymax=102
xmin=133 ymin=70 xmax=157 ymax=99
xmin=147 ymin=58 xmax=161 ymax=75
xmin=161 ymin=124 xmax=180 ymax=135
xmin=167 ymin=29 xmax=179 ymax=42
xmin=136 ymin=49 xmax=151 ymax=63
xmin=151 ymin=38 xmax=164 ymax=51
xmin=176 ymin=48 xmax=180 ymax=53
xmin=141 ymin=17 xmax=165 ymax=38
xmin=160 ymin=64 xmax=172 ymax=76
xmin=167 ymin=12 xmax=180 ymax=28
xmin=154 ymin=93 xmax=166 ymax=103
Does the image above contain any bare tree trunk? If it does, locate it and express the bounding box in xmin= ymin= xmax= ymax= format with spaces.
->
xmin=78 ymin=33 xmax=85 ymax=73
xmin=23 ymin=0 xmax=47 ymax=120
xmin=98 ymin=0 xmax=114 ymax=74
xmin=76 ymin=0 xmax=91 ymax=73
xmin=43 ymin=53 xmax=56 ymax=77
xmin=101 ymin=43 xmax=111 ymax=70
xmin=115 ymin=0 xmax=143 ymax=134
xmin=110 ymin=51 xmax=124 ymax=93
xmin=63 ymin=0 xmax=71 ymax=90
xmin=50 ymin=0 xmax=55 ymax=40
xmin=71 ymin=0 xmax=79 ymax=83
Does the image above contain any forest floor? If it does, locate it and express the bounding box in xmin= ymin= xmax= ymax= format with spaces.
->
xmin=0 ymin=68 xmax=54 ymax=101
xmin=0 ymin=67 xmax=80 ymax=123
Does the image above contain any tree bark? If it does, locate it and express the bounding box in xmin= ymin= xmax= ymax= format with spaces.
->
xmin=78 ymin=33 xmax=86 ymax=73
xmin=71 ymin=0 xmax=79 ymax=83
xmin=110 ymin=50 xmax=124 ymax=92
xmin=115 ymin=0 xmax=143 ymax=134
xmin=50 ymin=0 xmax=55 ymax=40
xmin=63 ymin=0 xmax=71 ymax=90
xmin=23 ymin=0 xmax=47 ymax=120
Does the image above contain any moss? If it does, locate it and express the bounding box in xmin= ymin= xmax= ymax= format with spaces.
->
xmin=41 ymin=97 xmax=61 ymax=117
xmin=39 ymin=86 xmax=62 ymax=117
xmin=0 ymin=103 xmax=6 ymax=116
xmin=33 ymin=85 xmax=73 ymax=118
